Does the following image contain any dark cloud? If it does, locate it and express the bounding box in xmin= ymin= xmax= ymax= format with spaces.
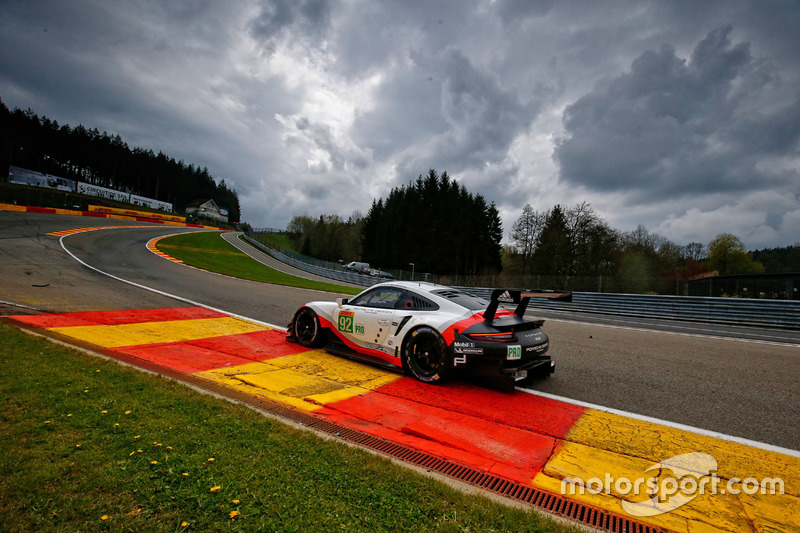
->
xmin=249 ymin=0 xmax=332 ymax=54
xmin=493 ymin=0 xmax=556 ymax=25
xmin=392 ymin=48 xmax=539 ymax=180
xmin=1 ymin=0 xmax=798 ymax=247
xmin=555 ymin=25 xmax=799 ymax=202
xmin=351 ymin=61 xmax=449 ymax=160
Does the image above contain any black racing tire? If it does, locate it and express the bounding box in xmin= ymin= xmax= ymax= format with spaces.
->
xmin=292 ymin=307 xmax=327 ymax=348
xmin=402 ymin=327 xmax=449 ymax=383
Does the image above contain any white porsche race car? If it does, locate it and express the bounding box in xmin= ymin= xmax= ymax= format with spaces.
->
xmin=286 ymin=281 xmax=570 ymax=389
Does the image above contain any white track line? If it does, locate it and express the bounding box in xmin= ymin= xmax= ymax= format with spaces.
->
xmin=59 ymin=232 xmax=283 ymax=329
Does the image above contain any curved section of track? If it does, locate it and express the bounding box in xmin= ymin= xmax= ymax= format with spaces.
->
xmin=220 ymin=232 xmax=363 ymax=288
xmin=2 ymin=211 xmax=799 ymax=450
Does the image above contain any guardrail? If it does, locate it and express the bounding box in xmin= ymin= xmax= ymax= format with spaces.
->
xmin=242 ymin=234 xmax=800 ymax=329
xmin=455 ymin=288 xmax=800 ymax=329
xmin=243 ymin=234 xmax=376 ymax=286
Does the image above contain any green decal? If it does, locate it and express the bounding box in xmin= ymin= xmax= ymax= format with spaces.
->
xmin=338 ymin=313 xmax=354 ymax=333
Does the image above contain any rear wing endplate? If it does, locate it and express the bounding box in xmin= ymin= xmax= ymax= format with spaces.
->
xmin=483 ymin=289 xmax=572 ymax=321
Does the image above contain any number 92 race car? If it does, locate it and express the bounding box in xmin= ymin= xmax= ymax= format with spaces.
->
xmin=286 ymin=281 xmax=571 ymax=390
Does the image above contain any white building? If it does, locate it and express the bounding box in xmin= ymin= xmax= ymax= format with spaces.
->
xmin=185 ymin=199 xmax=228 ymax=223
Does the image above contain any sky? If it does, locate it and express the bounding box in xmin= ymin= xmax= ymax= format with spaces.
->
xmin=1 ymin=0 xmax=798 ymax=250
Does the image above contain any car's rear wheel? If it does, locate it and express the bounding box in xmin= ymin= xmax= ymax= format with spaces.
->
xmin=293 ymin=307 xmax=326 ymax=347
xmin=403 ymin=327 xmax=449 ymax=383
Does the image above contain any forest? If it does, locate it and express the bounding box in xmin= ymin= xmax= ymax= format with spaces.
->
xmin=0 ymin=98 xmax=240 ymax=222
xmin=280 ymin=179 xmax=796 ymax=294
xmin=285 ymin=169 xmax=503 ymax=277
xmin=361 ymin=169 xmax=503 ymax=276
xmin=3 ymin=98 xmax=794 ymax=293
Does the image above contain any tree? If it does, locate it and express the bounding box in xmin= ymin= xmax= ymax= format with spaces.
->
xmin=683 ymin=242 xmax=706 ymax=262
xmin=3 ymin=102 xmax=242 ymax=219
xmin=617 ymin=225 xmax=666 ymax=293
xmin=706 ymin=233 xmax=764 ymax=275
xmin=486 ymin=202 xmax=504 ymax=273
xmin=361 ymin=169 xmax=502 ymax=275
xmin=566 ymin=201 xmax=618 ymax=276
xmin=510 ymin=204 xmax=546 ymax=275
xmin=531 ymin=205 xmax=571 ymax=278
xmin=751 ymin=245 xmax=800 ymax=273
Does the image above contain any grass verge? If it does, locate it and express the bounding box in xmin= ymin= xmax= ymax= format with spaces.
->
xmin=0 ymin=323 xmax=576 ymax=532
xmin=248 ymin=231 xmax=295 ymax=252
xmin=156 ymin=231 xmax=360 ymax=295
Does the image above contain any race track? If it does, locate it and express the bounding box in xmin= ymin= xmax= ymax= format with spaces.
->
xmin=3 ymin=211 xmax=797 ymax=450
xmin=3 ymin=211 xmax=799 ymax=532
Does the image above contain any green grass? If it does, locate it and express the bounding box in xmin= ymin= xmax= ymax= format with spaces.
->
xmin=157 ymin=232 xmax=360 ymax=295
xmin=248 ymin=232 xmax=295 ymax=252
xmin=0 ymin=323 xmax=576 ymax=532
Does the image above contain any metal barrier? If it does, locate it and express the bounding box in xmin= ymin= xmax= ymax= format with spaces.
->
xmin=243 ymin=234 xmax=376 ymax=287
xmin=242 ymin=234 xmax=800 ymax=329
xmin=455 ymin=288 xmax=800 ymax=329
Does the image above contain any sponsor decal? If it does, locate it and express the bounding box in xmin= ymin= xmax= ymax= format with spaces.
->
xmin=561 ymin=453 xmax=785 ymax=518
xmin=497 ymin=290 xmax=514 ymax=303
xmin=454 ymin=347 xmax=484 ymax=355
xmin=522 ymin=331 xmax=546 ymax=342
xmin=525 ymin=342 xmax=548 ymax=353
xmin=453 ymin=340 xmax=483 ymax=355
xmin=338 ymin=311 xmax=354 ymax=333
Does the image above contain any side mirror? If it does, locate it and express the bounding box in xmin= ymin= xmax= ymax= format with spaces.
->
xmin=337 ymin=298 xmax=349 ymax=308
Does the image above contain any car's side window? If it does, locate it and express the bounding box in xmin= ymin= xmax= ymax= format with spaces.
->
xmin=396 ymin=292 xmax=439 ymax=311
xmin=347 ymin=290 xmax=374 ymax=307
xmin=349 ymin=287 xmax=405 ymax=309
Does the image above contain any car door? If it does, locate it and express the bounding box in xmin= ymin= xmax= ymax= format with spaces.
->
xmin=336 ymin=286 xmax=406 ymax=350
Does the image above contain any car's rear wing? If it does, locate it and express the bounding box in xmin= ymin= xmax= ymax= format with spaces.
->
xmin=483 ymin=288 xmax=572 ymax=321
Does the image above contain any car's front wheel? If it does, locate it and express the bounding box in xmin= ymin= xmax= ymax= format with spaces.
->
xmin=403 ymin=327 xmax=449 ymax=383
xmin=292 ymin=307 xmax=326 ymax=348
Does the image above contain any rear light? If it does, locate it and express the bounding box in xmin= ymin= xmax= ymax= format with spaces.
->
xmin=465 ymin=331 xmax=517 ymax=342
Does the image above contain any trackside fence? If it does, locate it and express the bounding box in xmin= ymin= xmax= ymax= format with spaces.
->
xmin=453 ymin=288 xmax=800 ymax=329
xmin=243 ymin=234 xmax=377 ymax=286
xmin=243 ymin=232 xmax=800 ymax=329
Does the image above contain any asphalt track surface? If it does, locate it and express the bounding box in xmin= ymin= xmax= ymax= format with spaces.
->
xmin=2 ymin=210 xmax=799 ymax=453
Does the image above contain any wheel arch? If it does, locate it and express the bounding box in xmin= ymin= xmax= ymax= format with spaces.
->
xmin=292 ymin=305 xmax=330 ymax=348
xmin=400 ymin=324 xmax=450 ymax=381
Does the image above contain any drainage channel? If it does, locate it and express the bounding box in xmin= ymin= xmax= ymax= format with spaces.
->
xmin=175 ymin=369 xmax=671 ymax=533
xmin=20 ymin=325 xmax=670 ymax=533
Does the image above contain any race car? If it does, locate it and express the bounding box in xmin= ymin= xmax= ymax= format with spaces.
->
xmin=286 ymin=281 xmax=570 ymax=390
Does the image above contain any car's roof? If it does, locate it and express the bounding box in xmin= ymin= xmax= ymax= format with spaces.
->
xmin=367 ymin=281 xmax=489 ymax=311
xmin=371 ymin=280 xmax=445 ymax=293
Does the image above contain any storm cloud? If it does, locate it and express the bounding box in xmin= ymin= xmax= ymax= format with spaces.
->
xmin=556 ymin=26 xmax=799 ymax=201
xmin=1 ymin=0 xmax=798 ymax=248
